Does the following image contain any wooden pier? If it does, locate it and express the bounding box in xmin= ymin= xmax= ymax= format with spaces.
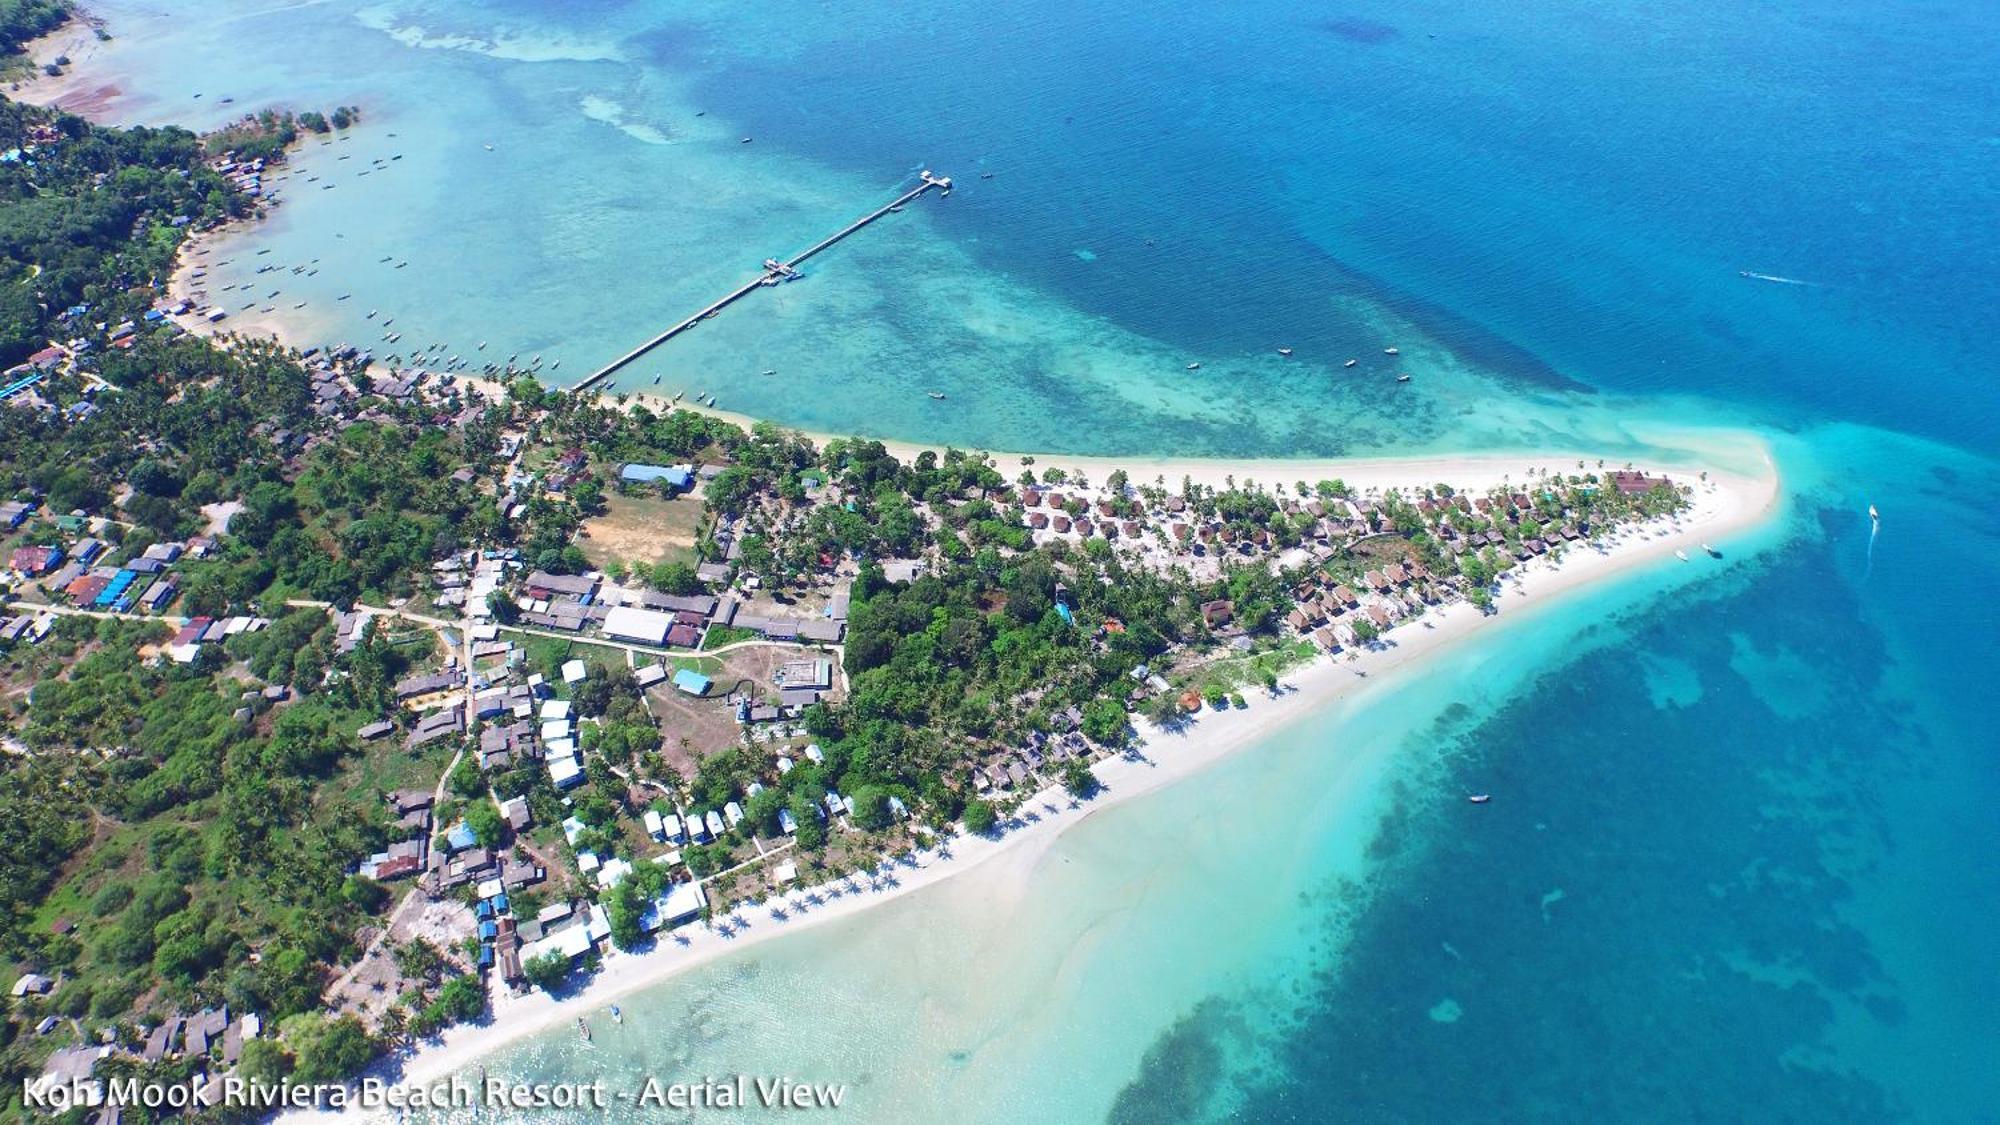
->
xmin=576 ymin=170 xmax=952 ymax=391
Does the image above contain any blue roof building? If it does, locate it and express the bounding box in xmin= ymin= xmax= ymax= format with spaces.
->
xmin=445 ymin=821 xmax=479 ymax=851
xmin=672 ymin=668 xmax=712 ymax=696
xmin=620 ymin=464 xmax=695 ymax=490
xmin=93 ymin=570 xmax=138 ymax=609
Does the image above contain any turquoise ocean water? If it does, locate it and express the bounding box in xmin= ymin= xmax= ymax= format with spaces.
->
xmin=60 ymin=0 xmax=1999 ymax=1118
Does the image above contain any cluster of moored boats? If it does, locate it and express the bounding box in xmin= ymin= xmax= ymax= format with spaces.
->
xmin=1182 ymin=344 xmax=1415 ymax=382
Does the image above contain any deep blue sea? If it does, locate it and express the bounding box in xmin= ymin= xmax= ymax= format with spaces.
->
xmin=49 ymin=0 xmax=2000 ymax=1118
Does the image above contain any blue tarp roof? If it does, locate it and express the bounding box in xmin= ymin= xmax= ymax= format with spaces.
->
xmin=672 ymin=668 xmax=711 ymax=694
xmin=446 ymin=821 xmax=478 ymax=850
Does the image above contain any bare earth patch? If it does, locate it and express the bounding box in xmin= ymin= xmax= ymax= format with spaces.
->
xmin=577 ymin=492 xmax=704 ymax=571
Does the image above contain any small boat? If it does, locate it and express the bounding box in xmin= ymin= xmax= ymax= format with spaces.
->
xmin=927 ymin=391 xmax=946 ymax=400
xmin=294 ymin=301 xmax=307 ymax=309
xmin=1344 ymin=358 xmax=1358 ymax=368
xmin=1675 ymin=549 xmax=1690 ymax=562
xmin=888 ymin=204 xmax=905 ymax=213
xmin=483 ymin=143 xmax=495 ymax=151
xmin=338 ymin=294 xmax=351 ymax=300
xmin=673 ymin=390 xmax=685 ymax=402
xmin=477 ymin=341 xmax=486 ymax=350
xmin=578 ymin=1018 xmax=591 ymax=1042
xmin=1277 ymin=347 xmax=1293 ymax=356
xmin=609 ymin=1005 xmax=623 ymax=1025
xmin=652 ymin=375 xmax=662 ymax=384
xmin=760 ymin=369 xmax=777 ymax=376
xmin=740 ymin=136 xmax=753 ymax=144
xmin=981 ymin=171 xmax=995 ymax=179
xmin=1384 ymin=346 xmax=1400 ymax=355
xmin=1396 ymin=373 xmax=1411 ymax=383
xmin=1467 ymin=794 xmax=1490 ymax=804
xmin=1702 ymin=542 xmax=1720 ymax=557
xmin=1868 ymin=504 xmax=1879 ymax=522
xmin=365 ymin=309 xmax=377 ymax=319
xmin=1186 ymin=362 xmax=1201 ymax=371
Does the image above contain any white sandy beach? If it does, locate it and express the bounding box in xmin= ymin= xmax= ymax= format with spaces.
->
xmin=373 ymin=450 xmax=1780 ymax=1097
xmin=618 ymin=391 xmax=1769 ymax=499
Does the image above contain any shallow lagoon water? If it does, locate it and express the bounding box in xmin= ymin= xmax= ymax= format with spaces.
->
xmin=51 ymin=0 xmax=2000 ymax=1117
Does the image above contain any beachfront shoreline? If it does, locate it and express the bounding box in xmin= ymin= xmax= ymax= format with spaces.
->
xmin=365 ymin=451 xmax=1780 ymax=1100
xmin=7 ymin=9 xmax=127 ymax=119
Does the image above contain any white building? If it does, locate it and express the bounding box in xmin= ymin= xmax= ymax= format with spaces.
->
xmin=602 ymin=605 xmax=673 ymax=646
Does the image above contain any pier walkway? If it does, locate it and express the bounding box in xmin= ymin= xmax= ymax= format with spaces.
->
xmin=577 ymin=170 xmax=952 ymax=392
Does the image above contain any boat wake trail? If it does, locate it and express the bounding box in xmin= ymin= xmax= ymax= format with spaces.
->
xmin=1865 ymin=514 xmax=1879 ymax=580
xmin=1738 ymin=270 xmax=1822 ymax=287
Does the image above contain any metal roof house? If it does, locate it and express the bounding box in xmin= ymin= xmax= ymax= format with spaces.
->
xmin=619 ymin=464 xmax=695 ymax=490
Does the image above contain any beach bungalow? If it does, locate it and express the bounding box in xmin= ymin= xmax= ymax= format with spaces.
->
xmin=643 ymin=809 xmax=666 ymax=841
xmin=640 ymin=880 xmax=708 ymax=933
xmin=703 ymin=810 xmax=726 ymax=839
xmin=548 ymin=755 xmax=585 ymax=790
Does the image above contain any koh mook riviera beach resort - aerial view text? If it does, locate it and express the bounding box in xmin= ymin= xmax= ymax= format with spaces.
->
xmin=0 ymin=0 xmax=1994 ymax=1121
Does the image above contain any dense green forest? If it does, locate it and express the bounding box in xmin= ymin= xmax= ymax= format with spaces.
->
xmin=0 ymin=97 xmax=492 ymax=1098
xmin=0 ymin=98 xmax=247 ymax=366
xmin=0 ymin=0 xmax=67 ymax=57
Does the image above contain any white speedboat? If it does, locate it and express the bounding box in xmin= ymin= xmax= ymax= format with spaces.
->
xmin=1675 ymin=549 xmax=1690 ymax=561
